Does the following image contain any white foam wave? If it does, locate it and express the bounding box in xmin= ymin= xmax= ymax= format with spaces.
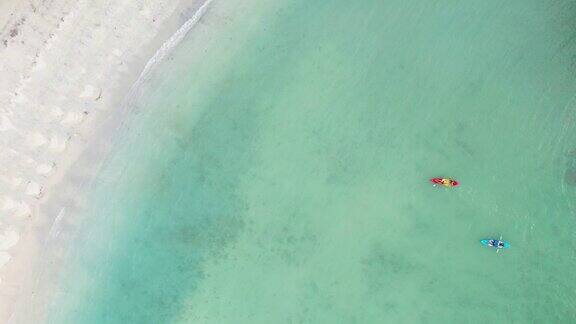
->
xmin=131 ymin=0 xmax=214 ymax=93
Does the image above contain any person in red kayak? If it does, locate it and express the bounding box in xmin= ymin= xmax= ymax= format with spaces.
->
xmin=431 ymin=177 xmax=459 ymax=187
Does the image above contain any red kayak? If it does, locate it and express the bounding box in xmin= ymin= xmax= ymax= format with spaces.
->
xmin=430 ymin=178 xmax=459 ymax=187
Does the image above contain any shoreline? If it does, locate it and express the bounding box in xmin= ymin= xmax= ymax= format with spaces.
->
xmin=0 ymin=0 xmax=212 ymax=322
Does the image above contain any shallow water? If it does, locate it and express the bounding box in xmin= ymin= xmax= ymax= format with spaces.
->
xmin=48 ymin=0 xmax=576 ymax=323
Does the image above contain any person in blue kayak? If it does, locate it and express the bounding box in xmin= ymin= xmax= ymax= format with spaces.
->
xmin=481 ymin=238 xmax=510 ymax=250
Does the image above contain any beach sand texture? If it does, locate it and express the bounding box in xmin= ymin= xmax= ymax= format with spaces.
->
xmin=0 ymin=0 xmax=208 ymax=321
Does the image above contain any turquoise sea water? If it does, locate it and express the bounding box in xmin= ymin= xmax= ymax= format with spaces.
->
xmin=47 ymin=0 xmax=576 ymax=323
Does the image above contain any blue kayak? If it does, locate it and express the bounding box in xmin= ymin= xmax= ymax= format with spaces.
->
xmin=480 ymin=239 xmax=510 ymax=249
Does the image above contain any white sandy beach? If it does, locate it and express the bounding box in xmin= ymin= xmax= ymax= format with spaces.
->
xmin=0 ymin=0 xmax=210 ymax=321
